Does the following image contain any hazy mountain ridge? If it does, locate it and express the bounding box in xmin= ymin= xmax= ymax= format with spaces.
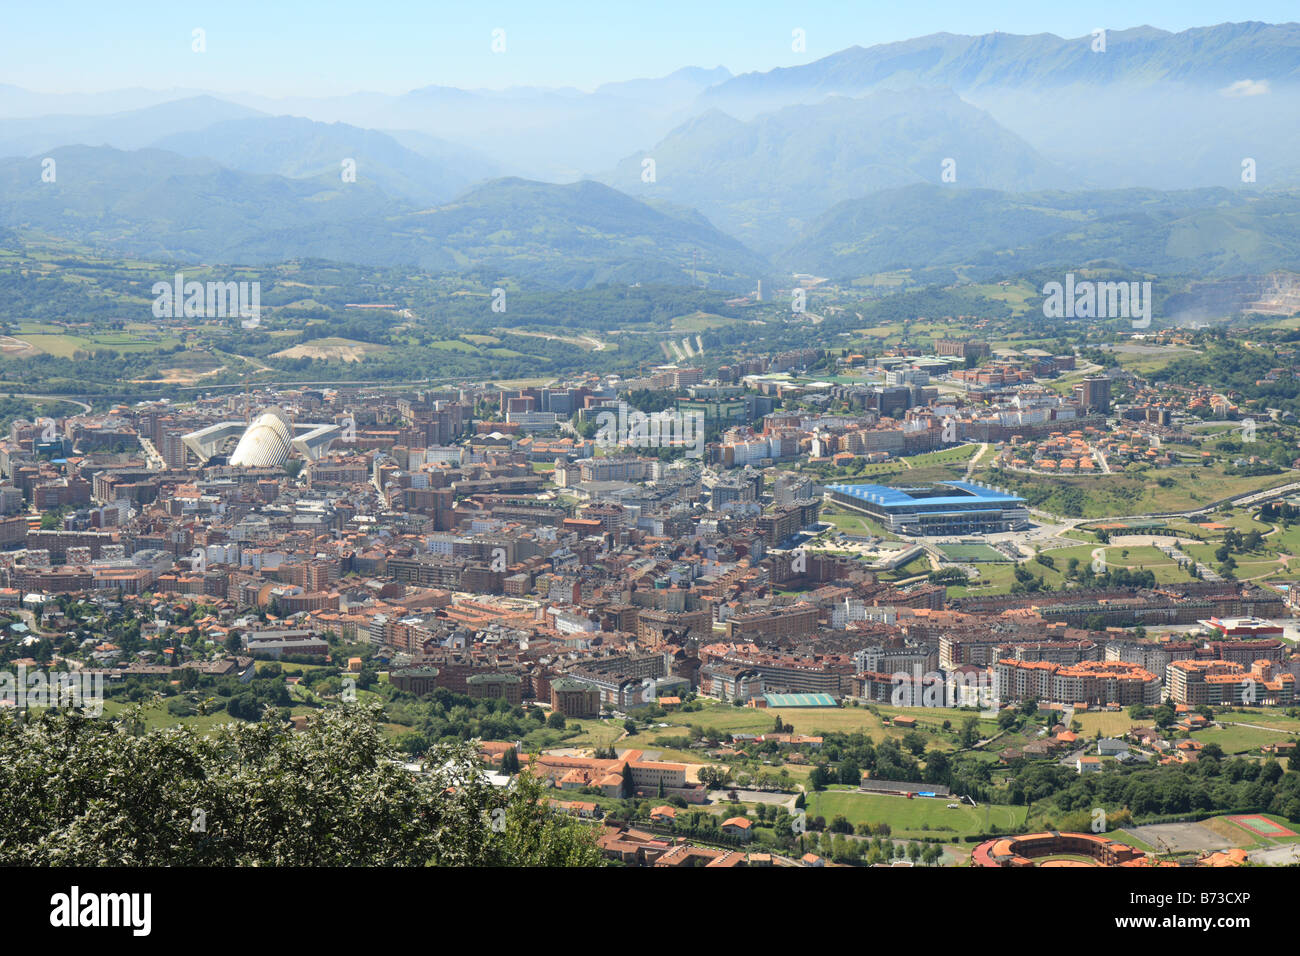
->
xmin=777 ymin=183 xmax=1300 ymax=280
xmin=603 ymin=89 xmax=1068 ymax=252
xmin=702 ymin=22 xmax=1300 ymax=115
xmin=0 ymin=95 xmax=265 ymax=157
xmin=695 ymin=23 xmax=1300 ymax=191
xmin=0 ymin=148 xmax=767 ymax=287
xmin=5 ymin=23 xmax=1300 ymax=280
xmin=151 ymin=116 xmax=497 ymax=206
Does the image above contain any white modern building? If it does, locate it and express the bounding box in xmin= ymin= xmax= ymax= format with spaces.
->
xmin=182 ymin=407 xmax=342 ymax=468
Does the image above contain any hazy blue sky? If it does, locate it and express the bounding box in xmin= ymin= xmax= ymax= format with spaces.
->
xmin=3 ymin=1 xmax=1297 ymax=96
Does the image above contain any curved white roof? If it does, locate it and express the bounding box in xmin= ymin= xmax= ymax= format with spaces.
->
xmin=229 ymin=410 xmax=292 ymax=468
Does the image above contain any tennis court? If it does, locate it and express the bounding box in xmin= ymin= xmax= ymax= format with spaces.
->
xmin=1228 ymin=815 xmax=1297 ymax=838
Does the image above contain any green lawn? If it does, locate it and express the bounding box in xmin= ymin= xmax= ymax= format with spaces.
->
xmin=1192 ymin=723 xmax=1296 ymax=754
xmin=562 ymin=717 xmax=634 ymax=749
xmin=9 ymin=321 xmax=182 ymax=357
xmin=1214 ymin=710 xmax=1300 ymax=733
xmin=817 ymin=505 xmax=897 ymax=539
xmin=938 ymin=544 xmax=1007 ymax=562
xmin=98 ymin=697 xmax=244 ymax=733
xmin=1074 ymin=711 xmax=1149 ymax=738
xmin=612 ymin=701 xmax=988 ymax=754
xmin=943 ymin=562 xmax=1023 ymax=597
xmin=804 ymin=789 xmax=1027 ymax=839
xmin=981 ymin=465 xmax=1300 ymax=520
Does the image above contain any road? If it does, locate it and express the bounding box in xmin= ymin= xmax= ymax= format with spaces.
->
xmin=137 ymin=435 xmax=167 ymax=471
xmin=2 ymin=393 xmax=93 ymax=413
xmin=1011 ymin=477 xmax=1300 ymax=528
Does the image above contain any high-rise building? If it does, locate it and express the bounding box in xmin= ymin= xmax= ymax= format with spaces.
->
xmin=1074 ymin=377 xmax=1112 ymax=414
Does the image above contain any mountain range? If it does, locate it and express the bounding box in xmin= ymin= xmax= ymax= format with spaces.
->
xmin=0 ymin=147 xmax=764 ymax=287
xmin=776 ymin=184 xmax=1300 ymax=281
xmin=4 ymin=22 xmax=1300 ymax=283
xmin=603 ymin=89 xmax=1067 ymax=252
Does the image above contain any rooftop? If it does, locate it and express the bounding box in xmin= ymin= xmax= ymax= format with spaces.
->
xmin=826 ymin=480 xmax=1025 ymax=508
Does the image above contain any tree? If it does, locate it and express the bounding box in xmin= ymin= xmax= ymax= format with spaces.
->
xmin=1153 ymin=703 xmax=1177 ymax=730
xmin=698 ymin=765 xmax=729 ymax=789
xmin=922 ymin=750 xmax=950 ymax=786
xmin=0 ymin=703 xmax=603 ymax=866
xmin=547 ymin=711 xmax=568 ymax=730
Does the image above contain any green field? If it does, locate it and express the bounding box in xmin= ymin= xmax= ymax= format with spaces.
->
xmin=975 ymin=459 xmax=1300 ymax=520
xmin=6 ymin=323 xmax=181 ymax=358
xmin=98 ymin=697 xmax=250 ymax=734
xmin=820 ymin=444 xmax=980 ymax=486
xmin=943 ymin=562 xmax=1024 ymax=597
xmin=818 ymin=504 xmax=897 ymax=538
xmin=1073 ymin=711 xmax=1148 ymax=738
xmin=938 ymin=544 xmax=1007 ymax=562
xmin=1214 ymin=710 xmax=1300 ymax=732
xmin=543 ymin=716 xmax=626 ymax=750
xmin=1193 ymin=723 xmax=1298 ymax=754
xmin=608 ymin=701 xmax=996 ymax=758
xmin=804 ymin=789 xmax=1027 ymax=839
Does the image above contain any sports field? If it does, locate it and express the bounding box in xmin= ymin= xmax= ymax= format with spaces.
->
xmin=1228 ymin=815 xmax=1297 ymax=838
xmin=804 ymin=788 xmax=1027 ymax=839
xmin=938 ymin=544 xmax=1006 ymax=562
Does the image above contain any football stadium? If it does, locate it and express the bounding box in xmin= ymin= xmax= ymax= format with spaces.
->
xmin=825 ymin=480 xmax=1029 ymax=536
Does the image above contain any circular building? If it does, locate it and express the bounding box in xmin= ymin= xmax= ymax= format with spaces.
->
xmin=971 ymin=831 xmax=1147 ymax=867
xmin=229 ymin=409 xmax=293 ymax=468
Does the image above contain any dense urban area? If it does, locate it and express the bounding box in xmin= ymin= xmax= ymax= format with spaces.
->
xmin=4 ymin=13 xmax=1300 ymax=891
xmin=5 ymin=308 xmax=1300 ymax=869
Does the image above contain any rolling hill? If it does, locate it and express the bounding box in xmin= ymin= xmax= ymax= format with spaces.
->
xmin=0 ymin=95 xmax=265 ymax=158
xmin=0 ymin=148 xmax=768 ymax=287
xmin=604 ymin=89 xmax=1066 ymax=252
xmin=152 ymin=115 xmax=496 ymax=206
xmin=776 ymin=184 xmax=1300 ymax=281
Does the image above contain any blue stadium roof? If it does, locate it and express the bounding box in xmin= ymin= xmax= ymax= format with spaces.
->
xmin=826 ymin=480 xmax=1025 ymax=508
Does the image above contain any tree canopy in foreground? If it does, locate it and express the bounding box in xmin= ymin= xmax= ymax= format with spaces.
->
xmin=0 ymin=703 xmax=603 ymax=866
